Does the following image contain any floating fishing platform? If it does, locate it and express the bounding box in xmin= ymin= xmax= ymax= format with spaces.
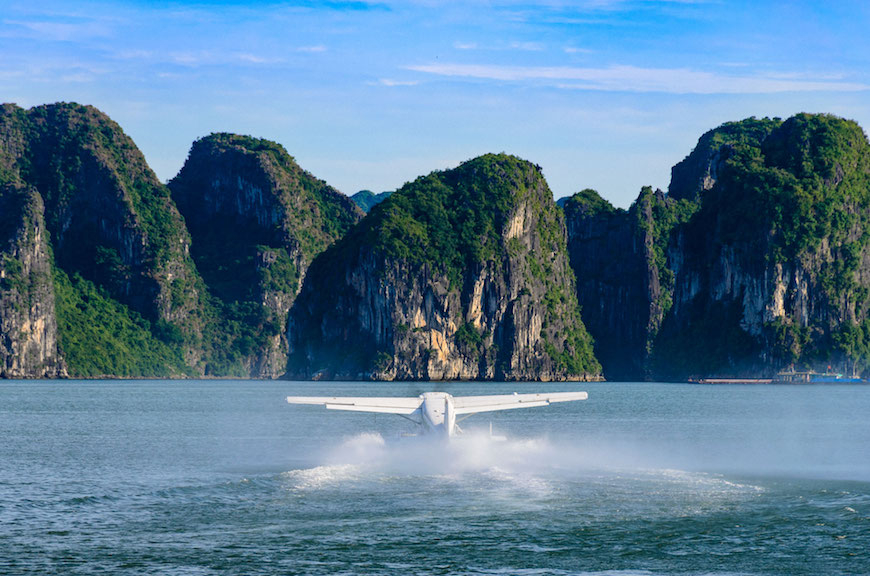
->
xmin=691 ymin=371 xmax=866 ymax=385
xmin=690 ymin=378 xmax=773 ymax=385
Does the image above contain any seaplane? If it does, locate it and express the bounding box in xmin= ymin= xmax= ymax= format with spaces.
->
xmin=285 ymin=391 xmax=588 ymax=438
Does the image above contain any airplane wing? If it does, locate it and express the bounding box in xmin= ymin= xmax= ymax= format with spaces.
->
xmin=451 ymin=391 xmax=588 ymax=415
xmin=285 ymin=396 xmax=423 ymax=415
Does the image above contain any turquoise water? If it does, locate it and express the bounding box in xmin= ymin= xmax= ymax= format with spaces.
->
xmin=1 ymin=380 xmax=869 ymax=575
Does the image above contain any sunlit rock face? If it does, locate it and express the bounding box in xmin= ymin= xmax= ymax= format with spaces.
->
xmin=287 ymin=154 xmax=601 ymax=381
xmin=0 ymin=184 xmax=65 ymax=378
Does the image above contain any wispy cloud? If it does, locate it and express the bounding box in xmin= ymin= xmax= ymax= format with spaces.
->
xmin=375 ymin=78 xmax=420 ymax=87
xmin=169 ymin=52 xmax=207 ymax=66
xmin=236 ymin=53 xmax=285 ymax=64
xmin=452 ymin=40 xmax=545 ymax=52
xmin=0 ymin=57 xmax=108 ymax=84
xmin=2 ymin=18 xmax=114 ymax=41
xmin=111 ymin=49 xmax=284 ymax=67
xmin=59 ymin=72 xmax=96 ymax=83
xmin=509 ymin=41 xmax=545 ymax=51
xmin=283 ymin=0 xmax=390 ymax=11
xmin=407 ymin=63 xmax=870 ymax=94
xmin=297 ymin=45 xmax=328 ymax=53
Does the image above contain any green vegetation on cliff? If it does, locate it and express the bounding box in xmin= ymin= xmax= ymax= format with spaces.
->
xmin=657 ymin=113 xmax=870 ymax=377
xmin=566 ymin=114 xmax=870 ymax=380
xmin=562 ymin=185 xmax=694 ymax=380
xmin=3 ymin=104 xmax=364 ymax=378
xmin=634 ymin=187 xmax=698 ymax=317
xmin=0 ymin=183 xmax=65 ymax=378
xmin=347 ymin=154 xmax=534 ymax=287
xmin=53 ymin=269 xmax=188 ymax=377
xmin=170 ymin=133 xmax=360 ymax=300
xmin=169 ymin=132 xmax=362 ymax=377
xmin=7 ymin=102 xmax=870 ymax=381
xmin=668 ymin=116 xmax=782 ymax=202
xmin=702 ymin=114 xmax=870 ymax=263
xmin=293 ymin=153 xmax=600 ymax=380
xmin=0 ymin=103 xmax=213 ymax=378
xmin=22 ymin=104 xmax=184 ymax=268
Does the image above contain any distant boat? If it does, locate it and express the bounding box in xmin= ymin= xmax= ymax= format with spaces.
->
xmin=774 ymin=370 xmax=865 ymax=384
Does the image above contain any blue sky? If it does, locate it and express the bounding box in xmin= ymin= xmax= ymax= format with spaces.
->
xmin=2 ymin=0 xmax=869 ymax=207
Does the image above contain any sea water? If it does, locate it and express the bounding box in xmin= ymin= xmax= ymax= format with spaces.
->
xmin=1 ymin=380 xmax=869 ymax=575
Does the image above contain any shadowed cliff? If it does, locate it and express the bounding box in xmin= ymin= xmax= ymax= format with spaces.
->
xmin=169 ymin=133 xmax=362 ymax=376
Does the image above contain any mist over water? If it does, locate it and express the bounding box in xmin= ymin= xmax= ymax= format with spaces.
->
xmin=290 ymin=430 xmax=768 ymax=525
xmin=2 ymin=380 xmax=870 ymax=575
xmin=296 ymin=381 xmax=870 ymax=483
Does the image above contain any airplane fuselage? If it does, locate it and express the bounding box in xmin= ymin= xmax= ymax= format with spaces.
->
xmin=419 ymin=392 xmax=457 ymax=437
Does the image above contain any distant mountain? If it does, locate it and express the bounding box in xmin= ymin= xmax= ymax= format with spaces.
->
xmin=351 ymin=189 xmax=392 ymax=213
xmin=287 ymin=153 xmax=601 ymax=381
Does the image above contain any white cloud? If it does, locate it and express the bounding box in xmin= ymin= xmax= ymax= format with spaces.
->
xmin=376 ymin=78 xmax=420 ymax=86
xmin=2 ymin=18 xmax=113 ymax=41
xmin=236 ymin=53 xmax=284 ymax=64
xmin=115 ymin=49 xmax=154 ymax=60
xmin=0 ymin=56 xmax=109 ymax=84
xmin=406 ymin=63 xmax=870 ymax=94
xmin=509 ymin=41 xmax=545 ymax=51
xmin=121 ymin=50 xmax=284 ymax=67
xmin=59 ymin=72 xmax=96 ymax=83
xmin=170 ymin=52 xmax=206 ymax=66
xmin=297 ymin=45 xmax=328 ymax=53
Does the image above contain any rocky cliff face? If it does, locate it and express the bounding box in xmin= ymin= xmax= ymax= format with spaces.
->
xmin=655 ymin=114 xmax=870 ymax=378
xmin=4 ymin=103 xmax=869 ymax=381
xmin=1 ymin=103 xmax=366 ymax=378
xmin=565 ymin=114 xmax=870 ymax=380
xmin=25 ymin=104 xmax=203 ymax=326
xmin=169 ymin=133 xmax=363 ymax=377
xmin=562 ymin=188 xmax=672 ymax=380
xmin=0 ymin=103 xmax=217 ymax=376
xmin=667 ymin=117 xmax=779 ymax=202
xmin=288 ymin=154 xmax=601 ymax=381
xmin=0 ymin=184 xmax=65 ymax=377
xmin=0 ymin=102 xmax=210 ymax=374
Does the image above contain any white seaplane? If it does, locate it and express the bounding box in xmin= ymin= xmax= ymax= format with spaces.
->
xmin=286 ymin=391 xmax=588 ymax=438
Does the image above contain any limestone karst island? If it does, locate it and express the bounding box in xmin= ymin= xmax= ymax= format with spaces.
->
xmin=2 ymin=103 xmax=870 ymax=382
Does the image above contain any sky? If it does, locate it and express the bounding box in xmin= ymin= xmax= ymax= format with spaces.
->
xmin=2 ymin=0 xmax=869 ymax=208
